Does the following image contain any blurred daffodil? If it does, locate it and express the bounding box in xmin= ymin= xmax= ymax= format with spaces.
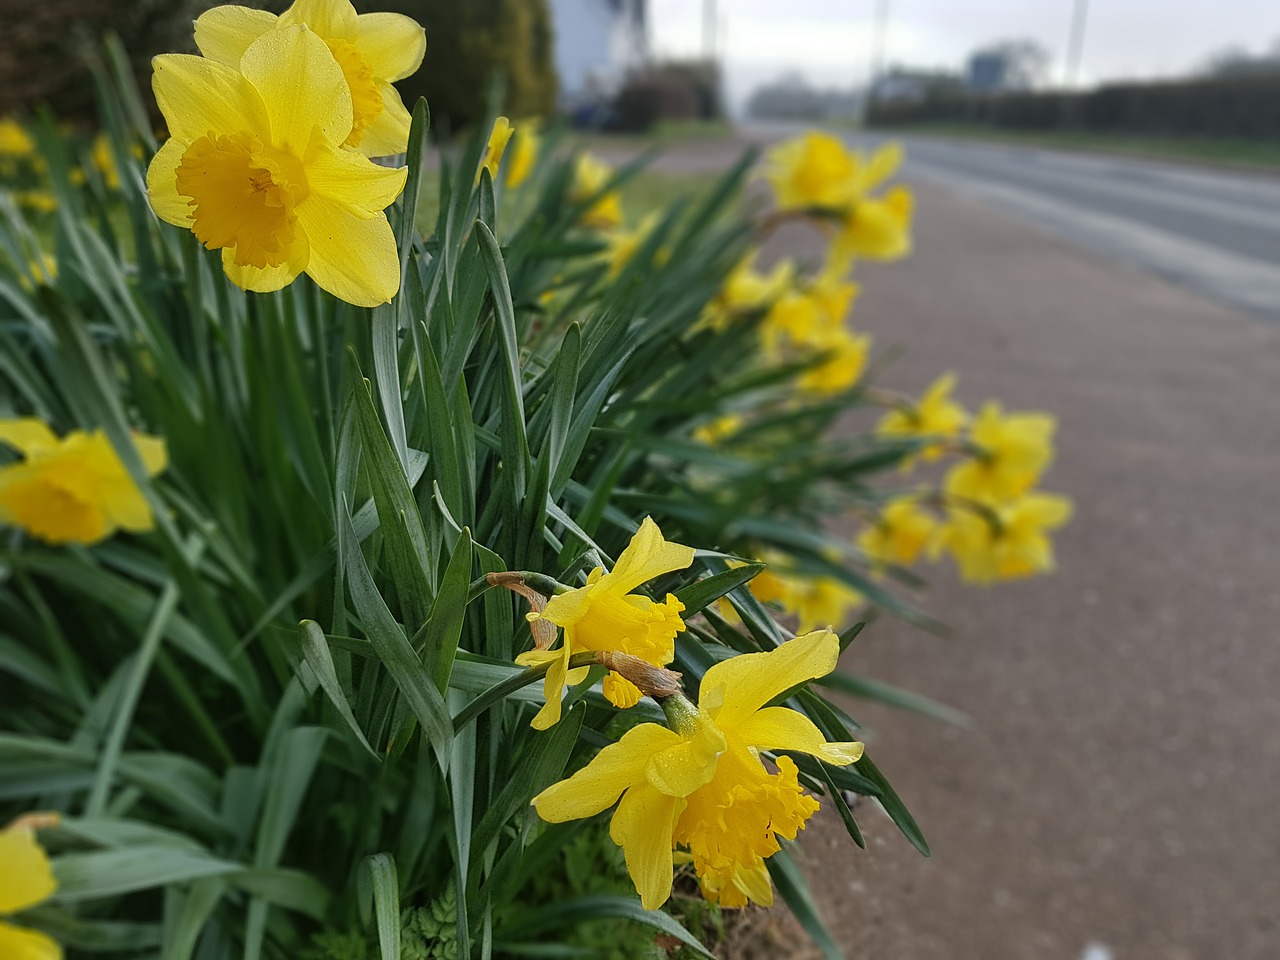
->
xmin=479 ymin=116 xmax=513 ymax=182
xmin=602 ymin=211 xmax=667 ymax=278
xmin=193 ymin=0 xmax=426 ymax=156
xmin=876 ymin=372 xmax=968 ymax=465
xmin=146 ymin=25 xmax=407 ymax=306
xmin=0 ymin=815 xmax=61 ymax=960
xmin=945 ymin=401 xmax=1057 ymax=503
xmin=699 ymin=251 xmax=793 ymax=332
xmin=835 ymin=184 xmax=915 ymax=262
xmin=533 ymin=629 xmax=862 ymax=909
xmin=795 ymin=327 xmax=870 ymax=396
xmin=857 ymin=497 xmax=938 ymax=569
xmin=750 ymin=559 xmax=863 ymax=633
xmin=517 ymin=518 xmax=695 ymax=729
xmin=936 ymin=492 xmax=1073 ymax=584
xmin=507 ymin=118 xmax=540 ymax=187
xmin=570 ymin=152 xmax=623 ymax=229
xmin=692 ymin=413 xmax=744 ymax=446
xmin=0 ymin=118 xmax=35 ymax=158
xmin=0 ymin=418 xmax=167 ymax=546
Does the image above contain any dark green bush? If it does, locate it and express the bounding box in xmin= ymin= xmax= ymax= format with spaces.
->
xmin=369 ymin=0 xmax=556 ymax=133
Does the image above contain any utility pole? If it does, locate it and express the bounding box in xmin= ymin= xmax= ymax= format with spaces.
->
xmin=1064 ymin=0 xmax=1091 ymax=88
xmin=703 ymin=0 xmax=717 ymax=62
xmin=870 ymin=0 xmax=892 ymax=84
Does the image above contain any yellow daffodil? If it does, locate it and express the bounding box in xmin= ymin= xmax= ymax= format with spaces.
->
xmin=193 ymin=0 xmax=426 ymax=157
xmin=876 ymin=372 xmax=968 ymax=465
xmin=692 ymin=413 xmax=743 ymax=446
xmin=750 ymin=561 xmax=862 ymax=633
xmin=796 ymin=327 xmax=871 ymax=396
xmin=601 ymin=212 xmax=667 ymax=278
xmin=857 ymin=498 xmax=938 ymax=569
xmin=760 ymin=270 xmax=858 ymax=359
xmin=146 ymin=25 xmax=407 ymax=306
xmin=0 ymin=118 xmax=35 ymax=158
xmin=516 ymin=518 xmax=695 ymax=729
xmin=0 ymin=418 xmax=167 ymax=546
xmin=533 ymin=629 xmax=863 ymax=909
xmin=936 ymin=492 xmax=1072 ymax=584
xmin=570 ymin=153 xmax=623 ymax=229
xmin=14 ymin=191 xmax=56 ymax=214
xmin=945 ymin=401 xmax=1056 ymax=503
xmin=835 ymin=184 xmax=915 ymax=262
xmin=0 ymin=816 xmax=62 ymax=960
xmin=88 ymin=134 xmax=141 ymax=191
xmin=699 ymin=251 xmax=793 ymax=332
xmin=764 ymin=132 xmax=860 ymax=211
xmin=507 ymin=119 xmax=540 ymax=188
xmin=479 ymin=116 xmax=513 ymax=182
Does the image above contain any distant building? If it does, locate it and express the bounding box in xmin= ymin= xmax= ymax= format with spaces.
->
xmin=747 ymin=73 xmax=864 ymax=121
xmin=548 ymin=0 xmax=649 ymax=105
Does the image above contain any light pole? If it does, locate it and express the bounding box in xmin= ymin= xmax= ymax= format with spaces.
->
xmin=870 ymin=0 xmax=892 ymax=85
xmin=1064 ymin=0 xmax=1091 ymax=88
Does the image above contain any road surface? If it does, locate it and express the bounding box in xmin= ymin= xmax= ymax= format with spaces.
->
xmin=849 ymin=134 xmax=1280 ymax=325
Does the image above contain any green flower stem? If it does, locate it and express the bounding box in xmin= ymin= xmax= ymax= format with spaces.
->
xmin=659 ymin=692 xmax=702 ymax=736
xmin=466 ymin=571 xmax=566 ymax=604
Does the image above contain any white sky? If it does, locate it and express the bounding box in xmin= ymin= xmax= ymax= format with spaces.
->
xmin=648 ymin=0 xmax=1280 ymax=110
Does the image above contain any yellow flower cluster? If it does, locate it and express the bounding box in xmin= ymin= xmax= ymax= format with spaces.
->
xmin=569 ymin=152 xmax=624 ymax=230
xmin=747 ymin=558 xmax=863 ymax=634
xmin=0 ymin=815 xmax=61 ymax=960
xmin=145 ymin=0 xmax=426 ymax=306
xmin=765 ymin=133 xmax=914 ymax=262
xmin=859 ymin=375 xmax=1072 ymax=584
xmin=533 ymin=629 xmax=862 ymax=910
xmin=0 ymin=418 xmax=166 ymax=546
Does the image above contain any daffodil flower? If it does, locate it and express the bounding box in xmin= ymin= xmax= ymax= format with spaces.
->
xmin=533 ymin=629 xmax=864 ymax=909
xmin=193 ymin=0 xmax=426 ymax=157
xmin=945 ymin=401 xmax=1057 ymax=503
xmin=0 ymin=817 xmax=61 ymax=960
xmin=146 ymin=25 xmax=407 ymax=306
xmin=795 ymin=327 xmax=871 ymax=396
xmin=835 ymin=184 xmax=915 ymax=262
xmin=506 ymin=119 xmax=541 ymax=188
xmin=749 ymin=561 xmax=863 ymax=634
xmin=570 ymin=153 xmax=623 ymax=230
xmin=479 ymin=117 xmax=514 ymax=182
xmin=876 ymin=372 xmax=969 ymax=466
xmin=601 ymin=212 xmax=666 ymax=278
xmin=516 ymin=517 xmax=694 ymax=730
xmin=857 ymin=497 xmax=938 ymax=569
xmin=0 ymin=117 xmax=35 ymax=158
xmin=0 ymin=418 xmax=166 ymax=546
xmin=698 ymin=251 xmax=793 ymax=332
xmin=936 ymin=491 xmax=1073 ymax=584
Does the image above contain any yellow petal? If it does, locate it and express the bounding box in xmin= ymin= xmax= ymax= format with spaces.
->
xmin=609 ymin=783 xmax=683 ymax=910
xmin=518 ymin=643 xmax=571 ymax=731
xmin=533 ymin=723 xmax=679 ymax=822
xmin=132 ymin=434 xmax=168 ymax=477
xmin=539 ymin=584 xmax=592 ymax=627
xmin=854 ymin=141 xmax=903 ymax=194
xmin=239 ymin=25 xmax=352 ymax=153
xmin=702 ymin=629 xmax=841 ymax=731
xmin=602 ymin=672 xmax=642 ymax=709
xmin=145 ymin=138 xmax=195 ymax=228
xmin=151 ymin=54 xmax=268 ymax=145
xmin=304 ymin=146 xmax=406 ymax=216
xmin=645 ymin=718 xmax=725 ymax=797
xmin=220 ymin=241 xmax=308 ymax=294
xmin=0 ymin=922 xmax=61 ymax=960
xmin=733 ymin=861 xmax=775 ymax=907
xmin=193 ymin=5 xmax=277 ymax=66
xmin=356 ymin=84 xmax=414 ymax=158
xmin=0 ymin=419 xmax=58 ymax=457
xmin=280 ymin=0 xmax=359 ymax=37
xmin=354 ymin=11 xmax=426 ymax=81
xmin=0 ymin=824 xmax=57 ymax=913
xmin=732 ymin=706 xmax=863 ymax=766
xmin=608 ymin=517 xmax=695 ymax=595
xmin=296 ymin=193 xmax=398 ymax=307
xmin=0 ymin=463 xmax=109 ymax=545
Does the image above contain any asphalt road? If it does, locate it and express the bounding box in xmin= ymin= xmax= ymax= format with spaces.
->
xmin=846 ymin=134 xmax=1280 ymax=326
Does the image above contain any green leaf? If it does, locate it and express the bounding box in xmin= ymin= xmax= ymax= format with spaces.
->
xmin=418 ymin=529 xmax=472 ymax=694
xmin=363 ymin=854 xmax=401 ymax=960
xmin=298 ymin=620 xmax=378 ymax=759
xmin=52 ymin=847 xmax=239 ymax=901
xmin=815 ymin=672 xmax=971 ymax=727
xmin=768 ymin=848 xmax=843 ymax=960
xmin=674 ymin=562 xmax=764 ymax=617
xmin=854 ymin=752 xmax=931 ymax=857
xmin=499 ymin=895 xmax=713 ymax=959
xmin=339 ymin=499 xmax=454 ymax=757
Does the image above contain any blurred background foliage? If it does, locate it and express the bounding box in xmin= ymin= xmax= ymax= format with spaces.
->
xmin=0 ymin=0 xmax=559 ymax=133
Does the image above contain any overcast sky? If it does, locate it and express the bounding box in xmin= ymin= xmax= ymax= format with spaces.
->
xmin=649 ymin=0 xmax=1280 ymax=109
